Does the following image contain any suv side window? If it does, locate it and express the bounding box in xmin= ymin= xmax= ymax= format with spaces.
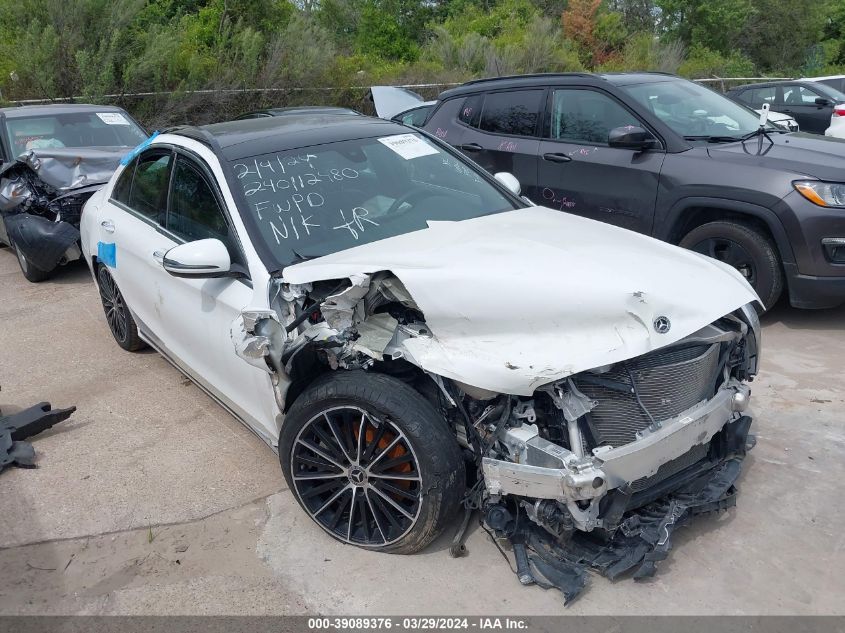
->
xmin=547 ymin=89 xmax=640 ymax=144
xmin=782 ymin=85 xmax=823 ymax=105
xmin=745 ymin=87 xmax=776 ymax=108
xmin=478 ymin=90 xmax=543 ymax=136
xmin=458 ymin=94 xmax=483 ymax=127
xmin=128 ymin=150 xmax=172 ymax=223
xmin=167 ymin=155 xmax=232 ymax=247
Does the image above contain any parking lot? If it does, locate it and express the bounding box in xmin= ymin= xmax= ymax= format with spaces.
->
xmin=1 ymin=247 xmax=843 ymax=616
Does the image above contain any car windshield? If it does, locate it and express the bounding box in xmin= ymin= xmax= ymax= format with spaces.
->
xmin=5 ymin=111 xmax=147 ymax=158
xmin=621 ymin=80 xmax=776 ymax=141
xmin=814 ymin=84 xmax=845 ymax=101
xmin=228 ymin=132 xmax=519 ymax=268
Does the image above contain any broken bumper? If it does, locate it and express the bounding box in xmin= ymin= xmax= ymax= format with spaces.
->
xmin=4 ymin=213 xmax=81 ymax=272
xmin=482 ymin=380 xmax=750 ymax=506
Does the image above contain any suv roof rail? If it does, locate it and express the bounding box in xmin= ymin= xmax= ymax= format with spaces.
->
xmin=458 ymin=72 xmax=599 ymax=87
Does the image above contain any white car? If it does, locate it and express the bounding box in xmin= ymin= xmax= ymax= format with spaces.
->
xmin=804 ymin=76 xmax=845 ymax=138
xmin=758 ymin=109 xmax=799 ymax=132
xmin=80 ymin=115 xmax=761 ymax=600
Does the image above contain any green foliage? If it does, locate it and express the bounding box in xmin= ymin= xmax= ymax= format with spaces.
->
xmin=0 ymin=0 xmax=835 ymax=119
xmin=658 ymin=0 xmax=753 ymax=56
xmin=678 ymin=44 xmax=756 ymax=79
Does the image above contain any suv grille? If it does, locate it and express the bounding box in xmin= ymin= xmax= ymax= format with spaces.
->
xmin=576 ymin=343 xmax=721 ymax=449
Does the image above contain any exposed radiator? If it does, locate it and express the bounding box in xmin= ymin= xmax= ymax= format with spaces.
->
xmin=576 ymin=343 xmax=721 ymax=449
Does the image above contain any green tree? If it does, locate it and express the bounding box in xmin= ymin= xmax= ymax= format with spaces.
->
xmin=657 ymin=0 xmax=752 ymax=56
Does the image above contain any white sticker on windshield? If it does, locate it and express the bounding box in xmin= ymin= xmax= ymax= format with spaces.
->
xmin=96 ymin=112 xmax=130 ymax=125
xmin=378 ymin=134 xmax=438 ymax=160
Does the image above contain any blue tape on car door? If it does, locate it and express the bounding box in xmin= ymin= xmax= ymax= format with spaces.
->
xmin=120 ymin=130 xmax=160 ymax=166
xmin=97 ymin=242 xmax=116 ymax=268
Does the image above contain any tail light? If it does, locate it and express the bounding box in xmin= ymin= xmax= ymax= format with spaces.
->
xmin=833 ymin=105 xmax=845 ymax=117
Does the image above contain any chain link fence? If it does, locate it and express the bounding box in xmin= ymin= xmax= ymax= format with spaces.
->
xmin=1 ymin=78 xmax=793 ymax=129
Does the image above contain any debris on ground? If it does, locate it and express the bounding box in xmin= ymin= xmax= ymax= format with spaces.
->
xmin=0 ymin=401 xmax=76 ymax=472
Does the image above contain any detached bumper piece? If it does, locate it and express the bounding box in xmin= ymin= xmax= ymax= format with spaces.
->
xmin=498 ymin=416 xmax=753 ymax=605
xmin=0 ymin=402 xmax=76 ymax=472
xmin=4 ymin=214 xmax=80 ymax=273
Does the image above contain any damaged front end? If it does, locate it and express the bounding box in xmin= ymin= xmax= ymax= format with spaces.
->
xmin=477 ymin=308 xmax=759 ymax=601
xmin=0 ymin=148 xmax=122 ymax=273
xmin=234 ymin=268 xmax=760 ymax=603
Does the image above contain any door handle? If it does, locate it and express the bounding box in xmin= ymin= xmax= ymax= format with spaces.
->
xmin=152 ymin=250 xmax=165 ymax=265
xmin=101 ymin=220 xmax=115 ymax=233
xmin=543 ymin=152 xmax=572 ymax=163
xmin=459 ymin=143 xmax=483 ymax=152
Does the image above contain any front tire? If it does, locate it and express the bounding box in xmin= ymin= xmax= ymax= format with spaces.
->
xmin=680 ymin=220 xmax=784 ymax=311
xmin=279 ymin=371 xmax=465 ymax=554
xmin=97 ymin=265 xmax=145 ymax=352
xmin=13 ymin=241 xmax=51 ymax=282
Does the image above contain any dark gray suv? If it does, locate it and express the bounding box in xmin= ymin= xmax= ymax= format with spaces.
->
xmin=420 ymin=72 xmax=845 ymax=310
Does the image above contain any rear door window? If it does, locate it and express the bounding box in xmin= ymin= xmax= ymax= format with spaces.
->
xmin=746 ymin=87 xmax=777 ymax=108
xmin=127 ymin=151 xmax=172 ymax=224
xmin=111 ymin=161 xmax=135 ymax=205
xmin=478 ymin=90 xmax=543 ymax=136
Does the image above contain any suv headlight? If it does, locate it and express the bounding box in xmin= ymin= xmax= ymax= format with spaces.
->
xmin=794 ymin=181 xmax=845 ymax=207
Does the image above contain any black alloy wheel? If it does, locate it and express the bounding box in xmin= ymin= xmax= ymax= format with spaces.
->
xmin=97 ymin=265 xmax=145 ymax=351
xmin=290 ymin=406 xmax=423 ymax=547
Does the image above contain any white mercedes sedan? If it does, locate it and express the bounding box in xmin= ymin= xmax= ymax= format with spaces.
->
xmin=80 ymin=114 xmax=761 ymax=600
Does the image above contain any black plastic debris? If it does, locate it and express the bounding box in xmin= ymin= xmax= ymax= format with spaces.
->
xmin=500 ymin=456 xmax=746 ymax=605
xmin=0 ymin=402 xmax=76 ymax=472
xmin=4 ymin=214 xmax=81 ymax=272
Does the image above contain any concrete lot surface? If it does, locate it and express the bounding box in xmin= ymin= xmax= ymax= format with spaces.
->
xmin=1 ymin=248 xmax=843 ymax=615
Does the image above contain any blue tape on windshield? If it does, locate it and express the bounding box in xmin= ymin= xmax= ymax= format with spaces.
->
xmin=120 ymin=130 xmax=160 ymax=166
xmin=97 ymin=241 xmax=116 ymax=268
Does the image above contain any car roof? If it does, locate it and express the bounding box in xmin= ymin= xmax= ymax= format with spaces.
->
xmin=728 ymin=80 xmax=816 ymax=90
xmin=0 ymin=103 xmax=128 ymax=119
xmin=438 ymin=71 xmax=683 ymax=99
xmin=803 ymin=75 xmax=845 ymax=81
xmin=244 ymin=106 xmax=361 ymax=117
xmin=170 ymin=114 xmax=409 ymax=161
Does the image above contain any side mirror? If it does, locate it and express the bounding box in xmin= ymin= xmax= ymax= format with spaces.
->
xmin=163 ymin=238 xmax=231 ymax=278
xmin=608 ymin=126 xmax=658 ymax=150
xmin=494 ymin=171 xmax=521 ymax=196
xmin=815 ymin=97 xmax=834 ymax=107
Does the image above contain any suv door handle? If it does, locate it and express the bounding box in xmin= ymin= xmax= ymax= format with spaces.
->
xmin=459 ymin=143 xmax=483 ymax=152
xmin=543 ymin=152 xmax=572 ymax=163
xmin=152 ymin=250 xmax=165 ymax=265
xmin=101 ymin=220 xmax=115 ymax=233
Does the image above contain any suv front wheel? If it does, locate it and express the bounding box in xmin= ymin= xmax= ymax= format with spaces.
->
xmin=680 ymin=220 xmax=784 ymax=311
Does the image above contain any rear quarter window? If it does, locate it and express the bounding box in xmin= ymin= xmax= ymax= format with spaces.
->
xmin=478 ymin=90 xmax=543 ymax=137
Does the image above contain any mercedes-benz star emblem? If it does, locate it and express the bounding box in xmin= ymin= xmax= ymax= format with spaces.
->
xmin=348 ymin=467 xmax=366 ymax=485
xmin=653 ymin=316 xmax=671 ymax=334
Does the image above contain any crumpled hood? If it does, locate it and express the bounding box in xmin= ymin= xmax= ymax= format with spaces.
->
xmin=283 ymin=207 xmax=759 ymax=395
xmin=707 ymin=132 xmax=845 ymax=181
xmin=0 ymin=147 xmax=130 ymax=191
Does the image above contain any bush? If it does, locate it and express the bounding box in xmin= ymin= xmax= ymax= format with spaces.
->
xmin=679 ymin=44 xmax=756 ymax=79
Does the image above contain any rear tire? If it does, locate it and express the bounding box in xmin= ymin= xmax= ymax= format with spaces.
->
xmin=97 ymin=265 xmax=146 ymax=352
xmin=680 ymin=220 xmax=783 ymax=311
xmin=13 ymin=241 xmax=52 ymax=282
xmin=279 ymin=371 xmax=465 ymax=554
